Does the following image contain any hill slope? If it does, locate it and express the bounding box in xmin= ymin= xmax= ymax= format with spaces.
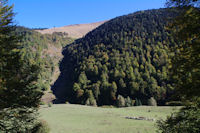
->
xmin=15 ymin=27 xmax=74 ymax=101
xmin=52 ymin=8 xmax=181 ymax=106
xmin=36 ymin=21 xmax=106 ymax=38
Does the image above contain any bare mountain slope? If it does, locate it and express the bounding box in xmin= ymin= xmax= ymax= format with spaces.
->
xmin=36 ymin=21 xmax=106 ymax=38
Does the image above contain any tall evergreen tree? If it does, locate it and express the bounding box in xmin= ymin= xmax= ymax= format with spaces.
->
xmin=0 ymin=0 xmax=42 ymax=109
xmin=0 ymin=0 xmax=43 ymax=132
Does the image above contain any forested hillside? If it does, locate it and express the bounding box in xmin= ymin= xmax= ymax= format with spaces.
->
xmin=53 ymin=8 xmax=182 ymax=106
xmin=15 ymin=27 xmax=74 ymax=91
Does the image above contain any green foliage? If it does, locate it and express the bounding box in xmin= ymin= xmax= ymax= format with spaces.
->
xmin=33 ymin=120 xmax=50 ymax=133
xmin=15 ymin=27 xmax=74 ymax=92
xmin=157 ymin=103 xmax=200 ymax=133
xmin=166 ymin=0 xmax=199 ymax=7
xmin=166 ymin=0 xmax=200 ymax=101
xmin=148 ymin=97 xmax=157 ymax=106
xmin=156 ymin=1 xmax=200 ymax=133
xmin=116 ymin=95 xmax=135 ymax=107
xmin=0 ymin=1 xmax=50 ymax=133
xmin=125 ymin=96 xmax=134 ymax=107
xmin=135 ymin=98 xmax=142 ymax=106
xmin=55 ymin=8 xmax=181 ymax=106
xmin=85 ymin=90 xmax=97 ymax=106
xmin=116 ymin=95 xmax=125 ymax=107
xmin=0 ymin=0 xmax=42 ymax=108
xmin=0 ymin=107 xmax=39 ymax=133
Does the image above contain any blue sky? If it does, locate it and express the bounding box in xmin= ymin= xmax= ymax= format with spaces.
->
xmin=9 ymin=0 xmax=166 ymax=28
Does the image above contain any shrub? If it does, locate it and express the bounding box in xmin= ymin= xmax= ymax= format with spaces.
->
xmin=157 ymin=103 xmax=200 ymax=133
xmin=148 ymin=97 xmax=157 ymax=106
xmin=116 ymin=95 xmax=125 ymax=107
xmin=125 ymin=96 xmax=134 ymax=107
xmin=0 ymin=107 xmax=39 ymax=133
xmin=125 ymin=96 xmax=132 ymax=107
xmin=33 ymin=120 xmax=50 ymax=133
xmin=85 ymin=98 xmax=97 ymax=107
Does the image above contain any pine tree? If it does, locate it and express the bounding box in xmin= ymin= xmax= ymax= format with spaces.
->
xmin=0 ymin=0 xmax=43 ymax=132
xmin=0 ymin=0 xmax=42 ymax=109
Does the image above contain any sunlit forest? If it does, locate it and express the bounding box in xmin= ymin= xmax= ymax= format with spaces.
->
xmin=0 ymin=0 xmax=199 ymax=133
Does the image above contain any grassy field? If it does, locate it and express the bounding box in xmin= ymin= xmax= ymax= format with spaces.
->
xmin=39 ymin=104 xmax=179 ymax=133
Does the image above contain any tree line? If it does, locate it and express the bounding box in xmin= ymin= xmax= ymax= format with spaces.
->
xmin=53 ymin=8 xmax=182 ymax=106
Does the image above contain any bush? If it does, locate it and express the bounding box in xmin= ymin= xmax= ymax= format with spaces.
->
xmin=157 ymin=103 xmax=200 ymax=133
xmin=148 ymin=97 xmax=157 ymax=106
xmin=33 ymin=120 xmax=50 ymax=133
xmin=85 ymin=98 xmax=97 ymax=107
xmin=125 ymin=96 xmax=134 ymax=107
xmin=0 ymin=107 xmax=39 ymax=133
xmin=125 ymin=96 xmax=131 ymax=107
xmin=116 ymin=95 xmax=125 ymax=107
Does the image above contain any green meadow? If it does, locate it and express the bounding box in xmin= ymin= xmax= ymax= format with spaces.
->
xmin=40 ymin=104 xmax=179 ymax=133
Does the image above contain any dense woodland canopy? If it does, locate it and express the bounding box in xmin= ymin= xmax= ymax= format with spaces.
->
xmin=53 ymin=8 xmax=182 ymax=106
xmin=1 ymin=0 xmax=199 ymax=131
xmin=15 ymin=27 xmax=74 ymax=91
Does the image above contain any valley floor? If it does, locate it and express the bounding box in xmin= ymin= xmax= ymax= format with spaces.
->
xmin=39 ymin=104 xmax=179 ymax=133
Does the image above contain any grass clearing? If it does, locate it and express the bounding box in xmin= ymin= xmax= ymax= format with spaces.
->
xmin=39 ymin=104 xmax=179 ymax=133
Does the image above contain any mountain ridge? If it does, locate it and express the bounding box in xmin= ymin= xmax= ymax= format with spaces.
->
xmin=35 ymin=21 xmax=107 ymax=38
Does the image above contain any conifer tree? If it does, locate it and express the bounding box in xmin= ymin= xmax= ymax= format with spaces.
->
xmin=0 ymin=0 xmax=43 ymax=132
xmin=0 ymin=0 xmax=42 ymax=109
